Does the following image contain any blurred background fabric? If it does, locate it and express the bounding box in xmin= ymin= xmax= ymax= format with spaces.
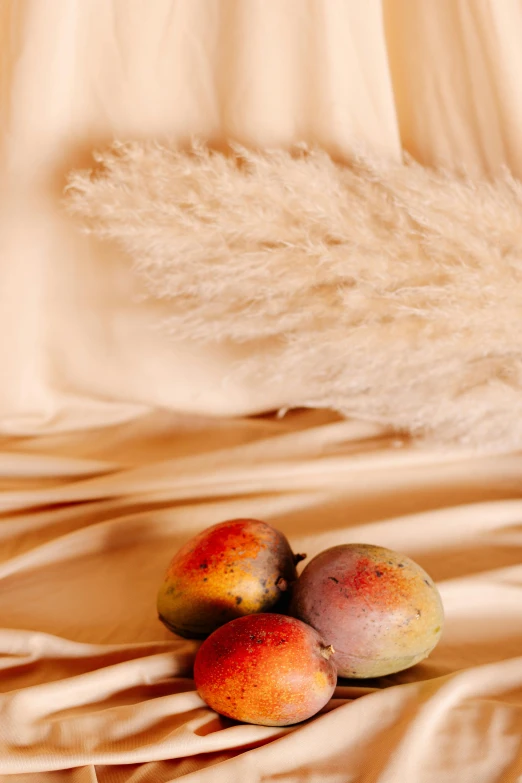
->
xmin=0 ymin=1 xmax=521 ymax=781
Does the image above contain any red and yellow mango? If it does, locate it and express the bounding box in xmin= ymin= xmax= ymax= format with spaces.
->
xmin=157 ymin=518 xmax=304 ymax=639
xmin=194 ymin=613 xmax=337 ymax=726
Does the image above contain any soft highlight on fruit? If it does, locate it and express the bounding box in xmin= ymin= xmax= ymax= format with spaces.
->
xmin=290 ymin=543 xmax=444 ymax=678
xmin=157 ymin=518 xmax=304 ymax=638
xmin=194 ymin=613 xmax=337 ymax=726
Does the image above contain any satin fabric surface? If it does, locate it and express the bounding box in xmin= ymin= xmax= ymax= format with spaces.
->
xmin=1 ymin=2 xmax=522 ymax=782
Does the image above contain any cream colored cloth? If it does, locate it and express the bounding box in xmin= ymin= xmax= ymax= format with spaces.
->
xmin=1 ymin=1 xmax=522 ymax=781
xmin=1 ymin=411 xmax=522 ymax=782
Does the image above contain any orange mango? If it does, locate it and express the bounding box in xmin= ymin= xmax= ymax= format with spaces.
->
xmin=157 ymin=518 xmax=304 ymax=638
xmin=194 ymin=613 xmax=336 ymax=726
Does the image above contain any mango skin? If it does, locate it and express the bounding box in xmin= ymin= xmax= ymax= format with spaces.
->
xmin=157 ymin=519 xmax=301 ymax=639
xmin=194 ymin=613 xmax=337 ymax=726
xmin=289 ymin=544 xmax=444 ymax=678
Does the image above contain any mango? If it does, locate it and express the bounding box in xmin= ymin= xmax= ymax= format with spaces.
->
xmin=194 ymin=613 xmax=336 ymax=726
xmin=289 ymin=543 xmax=444 ymax=678
xmin=157 ymin=518 xmax=304 ymax=639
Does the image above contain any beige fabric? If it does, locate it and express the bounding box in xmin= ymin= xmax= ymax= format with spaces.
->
xmin=383 ymin=0 xmax=522 ymax=178
xmin=1 ymin=411 xmax=522 ymax=782
xmin=1 ymin=1 xmax=522 ymax=782
xmin=0 ymin=0 xmax=399 ymax=433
